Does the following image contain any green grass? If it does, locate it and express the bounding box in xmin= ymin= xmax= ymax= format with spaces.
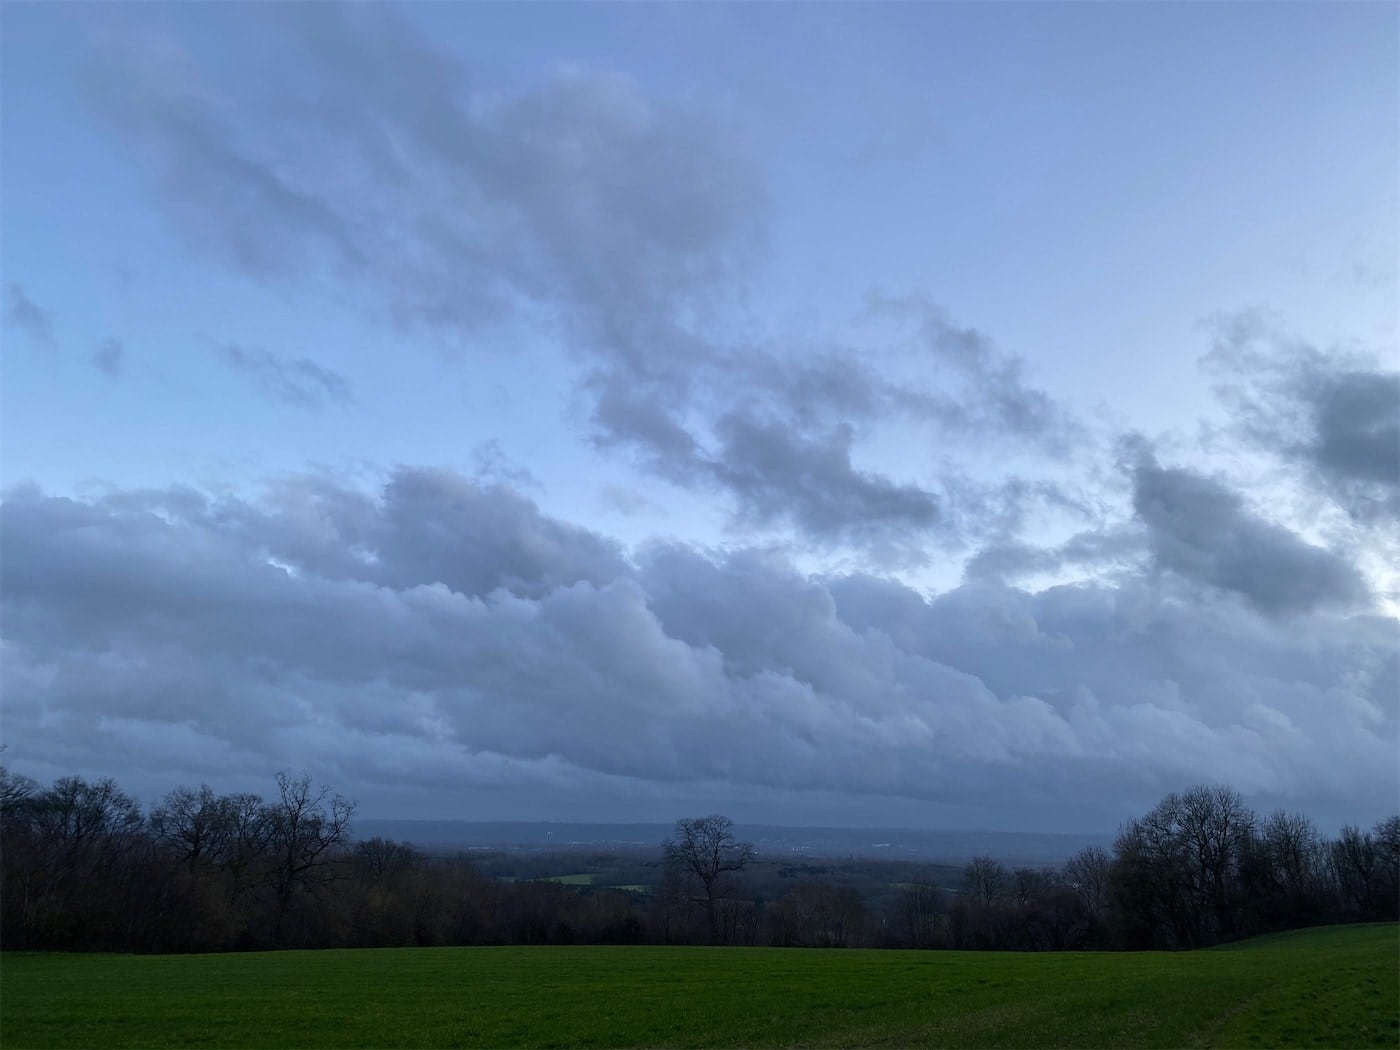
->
xmin=2 ymin=924 xmax=1395 ymax=1048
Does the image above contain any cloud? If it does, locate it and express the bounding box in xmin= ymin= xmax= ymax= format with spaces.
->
xmin=709 ymin=412 xmax=941 ymax=556
xmin=77 ymin=5 xmax=1083 ymax=560
xmin=80 ymin=23 xmax=360 ymax=282
xmin=4 ymin=284 xmax=56 ymax=350
xmin=93 ymin=338 xmax=125 ymax=379
xmin=1204 ymin=312 xmax=1400 ymax=523
xmin=585 ymin=355 xmax=955 ymax=556
xmin=962 ymin=527 xmax=1139 ymax=584
xmin=210 ymin=467 xmax=627 ymax=600
xmin=471 ymin=440 xmax=539 ymax=490
xmin=860 ymin=292 xmax=1082 ymax=451
xmin=1129 ymin=450 xmax=1370 ymax=615
xmin=215 ymin=343 xmax=353 ymax=408
xmin=81 ymin=6 xmax=761 ymax=338
xmin=2 ymin=471 xmax=1393 ymax=828
xmin=1305 ymin=371 xmax=1400 ymax=503
xmin=583 ymin=303 xmax=1083 ymax=557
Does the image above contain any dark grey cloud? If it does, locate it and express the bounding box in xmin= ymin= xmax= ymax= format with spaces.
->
xmin=1130 ymin=451 xmax=1370 ymax=615
xmin=710 ymin=412 xmax=941 ymax=555
xmin=4 ymin=283 xmax=56 ymax=349
xmin=1205 ymin=313 xmax=1399 ymax=523
xmin=578 ymin=292 xmax=1083 ymax=555
xmin=362 ymin=468 xmax=626 ymax=599
xmin=77 ymin=5 xmax=1081 ymax=560
xmin=201 ymin=467 xmax=627 ymax=600
xmin=589 ymin=372 xmax=705 ymax=476
xmin=93 ymin=337 xmax=124 ymax=379
xmin=215 ymin=343 xmax=353 ymax=409
xmin=584 ymin=306 xmax=1082 ymax=557
xmin=2 ymin=472 xmax=1393 ymax=829
xmin=1307 ymin=371 xmax=1400 ymax=492
xmin=585 ymin=350 xmax=953 ymax=555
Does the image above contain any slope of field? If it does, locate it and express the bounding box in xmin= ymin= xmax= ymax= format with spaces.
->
xmin=3 ymin=924 xmax=1395 ymax=1048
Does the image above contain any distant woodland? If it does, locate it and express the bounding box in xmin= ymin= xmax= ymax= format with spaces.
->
xmin=1 ymin=766 xmax=1395 ymax=954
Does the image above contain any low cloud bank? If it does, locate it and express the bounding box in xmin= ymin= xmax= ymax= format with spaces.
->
xmin=3 ymin=468 xmax=1393 ymax=828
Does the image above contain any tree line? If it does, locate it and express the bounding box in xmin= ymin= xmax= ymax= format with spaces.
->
xmin=941 ymin=787 xmax=1397 ymax=952
xmin=1 ymin=767 xmax=1394 ymax=953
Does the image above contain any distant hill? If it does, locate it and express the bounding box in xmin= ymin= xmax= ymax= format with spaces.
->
xmin=350 ymin=819 xmax=1109 ymax=866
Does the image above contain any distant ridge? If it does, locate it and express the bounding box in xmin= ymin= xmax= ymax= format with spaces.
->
xmin=351 ymin=819 xmax=1109 ymax=866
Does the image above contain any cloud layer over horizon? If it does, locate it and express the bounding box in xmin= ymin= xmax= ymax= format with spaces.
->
xmin=2 ymin=3 xmax=1395 ymax=831
xmin=3 ymin=448 xmax=1394 ymax=829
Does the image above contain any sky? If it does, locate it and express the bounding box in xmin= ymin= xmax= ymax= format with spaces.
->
xmin=1 ymin=2 xmax=1396 ymax=834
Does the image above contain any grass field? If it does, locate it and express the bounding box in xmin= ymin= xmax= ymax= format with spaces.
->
xmin=2 ymin=924 xmax=1395 ymax=1048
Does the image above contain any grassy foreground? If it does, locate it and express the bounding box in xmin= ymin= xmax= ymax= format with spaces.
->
xmin=2 ymin=924 xmax=1395 ymax=1048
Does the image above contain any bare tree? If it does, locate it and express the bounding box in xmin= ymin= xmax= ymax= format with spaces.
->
xmin=354 ymin=836 xmax=422 ymax=885
xmin=963 ymin=854 xmax=1008 ymax=907
xmin=1373 ymin=815 xmax=1400 ymax=918
xmin=1063 ymin=845 xmax=1111 ymax=920
xmin=773 ymin=881 xmax=864 ymax=948
xmin=1330 ymin=824 xmax=1379 ymax=915
xmin=33 ymin=776 xmax=146 ymax=874
xmin=1011 ymin=866 xmax=1059 ymax=907
xmin=663 ymin=814 xmax=755 ymax=943
xmin=12 ymin=776 xmax=147 ymax=948
xmin=1112 ymin=785 xmax=1258 ymax=947
xmin=1259 ymin=810 xmax=1325 ymax=891
xmin=0 ymin=761 xmax=38 ymax=815
xmin=263 ymin=771 xmax=356 ymax=943
xmin=899 ymin=876 xmax=943 ymax=948
xmin=151 ymin=785 xmax=231 ymax=870
xmin=220 ymin=792 xmax=275 ymax=894
xmin=1179 ymin=784 xmax=1255 ymax=938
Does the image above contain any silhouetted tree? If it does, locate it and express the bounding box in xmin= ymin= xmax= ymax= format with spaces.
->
xmin=1372 ymin=815 xmax=1400 ymax=920
xmin=1239 ymin=810 xmax=1330 ymax=932
xmin=354 ymin=837 xmax=422 ymax=885
xmin=1328 ymin=819 xmax=1398 ymax=920
xmin=899 ymin=875 xmax=943 ymax=948
xmin=1112 ymin=785 xmax=1258 ymax=947
xmin=151 ymin=785 xmax=234 ymax=871
xmin=262 ymin=771 xmax=356 ymax=944
xmin=771 ymin=881 xmax=864 ymax=947
xmin=1011 ymin=866 xmax=1057 ymax=907
xmin=663 ymin=814 xmax=755 ymax=943
xmin=11 ymin=775 xmax=146 ymax=948
xmin=1063 ymin=845 xmax=1111 ymax=922
xmin=963 ymin=854 xmax=1008 ymax=906
xmin=4 ymin=764 xmax=1392 ymax=955
xmin=1179 ymin=784 xmax=1255 ymax=939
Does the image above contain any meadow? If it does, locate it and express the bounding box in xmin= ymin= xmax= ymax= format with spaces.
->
xmin=3 ymin=924 xmax=1395 ymax=1049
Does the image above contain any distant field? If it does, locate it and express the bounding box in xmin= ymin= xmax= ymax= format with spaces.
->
xmin=3 ymin=924 xmax=1395 ymax=1048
